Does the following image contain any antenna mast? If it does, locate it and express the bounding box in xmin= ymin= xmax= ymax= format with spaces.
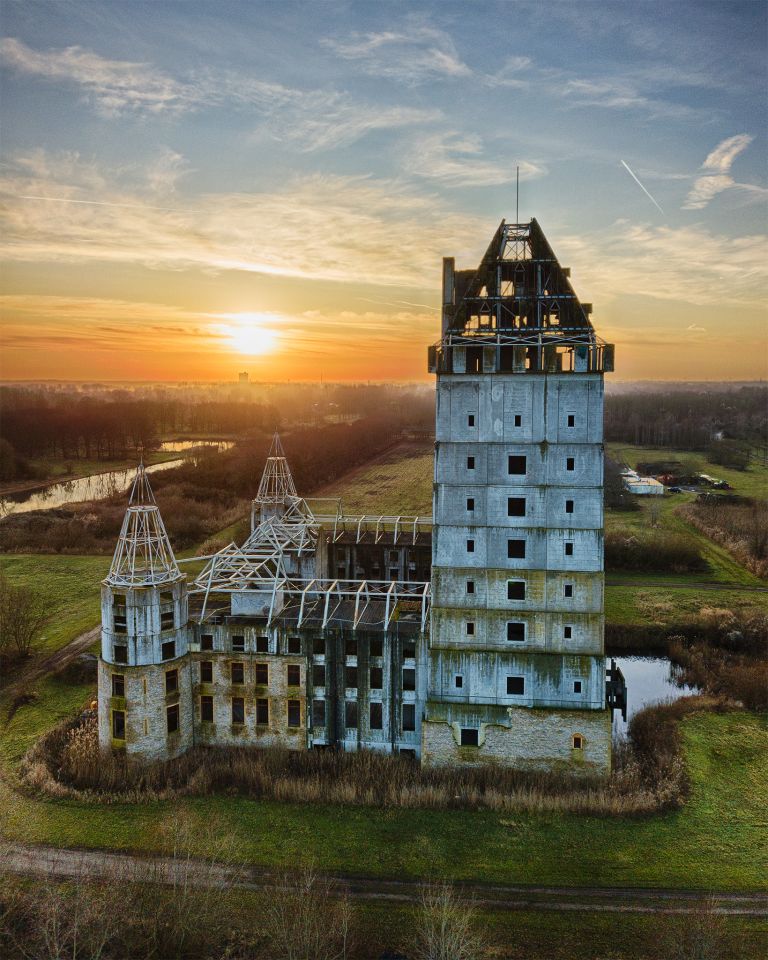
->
xmin=516 ymin=165 xmax=519 ymax=222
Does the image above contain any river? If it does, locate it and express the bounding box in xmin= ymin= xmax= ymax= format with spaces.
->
xmin=0 ymin=441 xmax=234 ymax=516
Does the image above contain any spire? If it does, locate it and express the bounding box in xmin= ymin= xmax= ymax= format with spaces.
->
xmin=255 ymin=433 xmax=298 ymax=504
xmin=106 ymin=463 xmax=181 ymax=588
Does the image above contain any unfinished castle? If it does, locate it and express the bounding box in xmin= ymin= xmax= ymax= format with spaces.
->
xmin=98 ymin=219 xmax=626 ymax=772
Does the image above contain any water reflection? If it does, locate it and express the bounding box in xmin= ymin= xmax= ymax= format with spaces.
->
xmin=0 ymin=441 xmax=234 ymax=516
xmin=612 ymin=656 xmax=698 ymax=733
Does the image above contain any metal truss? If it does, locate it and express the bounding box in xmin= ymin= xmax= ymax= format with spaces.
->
xmin=290 ymin=578 xmax=430 ymax=632
xmin=313 ymin=513 xmax=433 ymax=544
xmin=106 ymin=464 xmax=181 ymax=588
xmin=254 ymin=433 xmax=298 ymax=503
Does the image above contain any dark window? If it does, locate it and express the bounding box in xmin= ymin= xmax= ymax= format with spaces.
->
xmin=160 ymin=610 xmax=174 ymax=631
xmin=200 ymin=660 xmax=213 ymax=683
xmin=287 ymin=700 xmax=301 ymax=728
xmin=507 ymin=622 xmax=525 ymax=642
xmin=403 ymin=641 xmax=416 ymax=659
xmin=390 ymin=567 xmax=399 ymax=579
xmin=167 ymin=703 xmax=179 ymax=733
xmin=256 ymin=698 xmax=269 ymax=724
xmin=508 ymin=539 xmax=526 ymax=559
xmin=231 ymin=698 xmax=244 ymax=725
xmin=288 ymin=664 xmax=301 ymax=686
xmin=345 ymin=701 xmax=358 ymax=729
xmin=165 ymin=669 xmax=178 ymax=694
xmin=455 ymin=675 xmax=463 ymax=689
xmin=313 ymin=636 xmax=325 ymax=655
xmin=371 ymin=638 xmax=383 ymax=658
xmin=572 ymin=734 xmax=584 ymax=750
xmin=402 ymin=704 xmax=416 ymax=732
xmin=507 ymin=580 xmax=526 ymax=600
xmin=514 ymin=414 xmax=522 ymax=427
xmin=564 ymin=626 xmax=573 ymax=639
xmin=370 ymin=701 xmax=383 ymax=730
xmin=200 ymin=695 xmax=213 ymax=723
xmin=467 ymin=539 xmax=475 ymax=553
xmin=201 ymin=634 xmax=214 ymax=651
xmin=565 ymin=541 xmax=574 ymax=556
xmin=255 ymin=662 xmax=269 ymax=685
xmin=467 ymin=456 xmax=475 ymax=470
xmin=113 ymin=613 xmax=127 ymax=634
xmin=345 ymin=638 xmax=357 ymax=656
xmin=460 ymin=728 xmax=478 ymax=746
xmin=467 ymin=414 xmax=475 ymax=427
xmin=566 ymin=457 xmax=575 ymax=471
xmin=312 ymin=699 xmax=325 ymax=728
xmin=312 ymin=664 xmax=325 ymax=687
xmin=114 ymin=644 xmax=128 ymax=664
xmin=112 ymin=710 xmax=125 ymax=740
xmin=345 ymin=665 xmax=358 ymax=688
xmin=231 ymin=662 xmax=245 ymax=685
xmin=402 ymin=668 xmax=416 ymax=691
xmin=574 ymin=681 xmax=582 ymax=694
xmin=564 ymin=583 xmax=573 ymax=598
xmin=507 ymin=497 xmax=526 ymax=517
xmin=161 ymin=640 xmax=175 ymax=661
xmin=508 ymin=455 xmax=527 ymax=475
xmin=111 ymin=674 xmax=124 ymax=697
xmin=256 ymin=635 xmax=269 ymax=653
xmin=288 ymin=636 xmax=301 ymax=654
xmin=370 ymin=666 xmax=383 ymax=689
xmin=507 ymin=676 xmax=525 ymax=695
xmin=466 ymin=621 xmax=475 ymax=636
xmin=567 ymin=414 xmax=575 ymax=427
xmin=466 ymin=497 xmax=475 ymax=511
xmin=232 ymin=635 xmax=245 ymax=652
xmin=565 ymin=499 xmax=574 ymax=514
xmin=466 ymin=580 xmax=475 ymax=595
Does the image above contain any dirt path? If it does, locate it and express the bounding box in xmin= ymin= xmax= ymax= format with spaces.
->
xmin=2 ymin=626 xmax=100 ymax=709
xmin=1 ymin=842 xmax=766 ymax=916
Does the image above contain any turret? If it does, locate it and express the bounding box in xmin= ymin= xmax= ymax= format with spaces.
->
xmin=97 ymin=464 xmax=193 ymax=760
xmin=250 ymin=433 xmax=298 ymax=529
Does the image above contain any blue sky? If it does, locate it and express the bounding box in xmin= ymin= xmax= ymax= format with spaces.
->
xmin=1 ymin=0 xmax=766 ymax=380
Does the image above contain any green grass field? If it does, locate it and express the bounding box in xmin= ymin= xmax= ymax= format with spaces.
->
xmin=1 ymin=671 xmax=766 ymax=892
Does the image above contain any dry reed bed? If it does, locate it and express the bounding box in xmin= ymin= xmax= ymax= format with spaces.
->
xmin=19 ymin=699 xmax=713 ymax=817
xmin=679 ymin=500 xmax=768 ymax=579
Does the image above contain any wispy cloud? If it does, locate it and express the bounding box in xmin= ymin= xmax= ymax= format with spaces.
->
xmin=322 ymin=23 xmax=470 ymax=84
xmin=406 ymin=132 xmax=545 ymax=188
xmin=0 ymin=37 xmax=196 ymax=116
xmin=0 ymin=152 xmax=490 ymax=288
xmin=683 ymin=134 xmax=756 ymax=209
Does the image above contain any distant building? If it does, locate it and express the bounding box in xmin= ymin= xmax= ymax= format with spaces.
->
xmin=98 ymin=219 xmax=625 ymax=773
xmin=621 ymin=469 xmax=665 ymax=496
xmin=238 ymin=371 xmax=249 ymax=383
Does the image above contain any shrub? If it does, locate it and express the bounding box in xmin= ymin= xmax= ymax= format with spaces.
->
xmin=605 ymin=528 xmax=705 ymax=573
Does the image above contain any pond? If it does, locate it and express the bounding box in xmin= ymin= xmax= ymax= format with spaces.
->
xmin=611 ymin=655 xmax=698 ymax=733
xmin=0 ymin=441 xmax=234 ymax=516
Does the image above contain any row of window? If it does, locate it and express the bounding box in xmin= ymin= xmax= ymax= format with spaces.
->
xmin=464 ymin=621 xmax=579 ymax=642
xmin=465 ymin=538 xmax=575 ymax=558
xmin=113 ymin=639 xmax=178 ymax=664
xmin=465 ymin=580 xmax=576 ymax=600
xmin=452 ymin=675 xmax=583 ymax=695
xmin=197 ymin=662 xmax=414 ymax=692
xmin=198 ymin=635 xmax=409 ymax=658
xmin=464 ymin=414 xmax=578 ymax=430
xmin=112 ymin=609 xmax=175 ymax=635
xmin=465 ymin=496 xmax=575 ymax=516
xmin=464 ymin=455 xmax=578 ymax=473
xmin=458 ymin=729 xmax=585 ymax=750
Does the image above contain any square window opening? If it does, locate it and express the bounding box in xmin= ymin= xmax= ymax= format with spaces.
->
xmin=200 ymin=634 xmax=214 ymax=651
xmin=466 ymin=496 xmax=475 ymax=511
xmin=460 ymin=728 xmax=478 ymax=747
xmin=370 ymin=666 xmax=383 ymax=689
xmin=466 ymin=538 xmax=475 ymax=553
xmin=287 ymin=700 xmax=301 ymax=728
xmin=466 ymin=456 xmax=475 ymax=470
xmin=369 ymin=701 xmax=383 ymax=730
xmin=402 ymin=703 xmax=416 ymax=732
xmin=455 ymin=675 xmax=463 ymax=689
xmin=508 ymin=455 xmax=527 ymax=475
xmin=111 ymin=674 xmax=125 ymax=698
xmin=232 ymin=635 xmax=245 ymax=652
xmin=507 ymin=676 xmax=525 ymax=695
xmin=256 ymin=662 xmax=269 ymax=685
xmin=288 ymin=664 xmax=301 ymax=687
xmin=507 ymin=622 xmax=525 ymax=642
xmin=507 ymin=539 xmax=526 ymax=559
xmin=507 ymin=580 xmax=526 ymax=601
xmin=566 ymin=457 xmax=575 ymax=471
xmin=507 ymin=497 xmax=526 ymax=517
xmin=231 ymin=662 xmax=245 ymax=685
xmin=574 ymin=681 xmax=582 ymax=693
xmin=200 ymin=660 xmax=213 ymax=684
xmin=565 ymin=542 xmax=574 ymax=557
xmin=161 ymin=640 xmax=175 ymax=662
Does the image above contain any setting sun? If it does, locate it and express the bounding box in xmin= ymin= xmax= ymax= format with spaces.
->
xmin=213 ymin=312 xmax=281 ymax=356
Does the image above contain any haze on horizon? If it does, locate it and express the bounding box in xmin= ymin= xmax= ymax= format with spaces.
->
xmin=1 ymin=0 xmax=766 ymax=383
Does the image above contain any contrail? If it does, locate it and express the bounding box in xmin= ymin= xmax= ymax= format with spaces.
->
xmin=18 ymin=195 xmax=175 ymax=211
xmin=620 ymin=161 xmax=665 ymax=214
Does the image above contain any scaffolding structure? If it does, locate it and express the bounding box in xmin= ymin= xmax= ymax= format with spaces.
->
xmin=105 ymin=463 xmax=181 ymax=588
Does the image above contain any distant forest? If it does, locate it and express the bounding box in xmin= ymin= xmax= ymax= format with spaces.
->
xmin=0 ymin=381 xmax=765 ymax=482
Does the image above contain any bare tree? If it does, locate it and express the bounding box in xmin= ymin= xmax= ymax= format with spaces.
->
xmin=261 ymin=866 xmax=353 ymax=960
xmin=412 ymin=882 xmax=486 ymax=960
xmin=0 ymin=573 xmax=50 ymax=661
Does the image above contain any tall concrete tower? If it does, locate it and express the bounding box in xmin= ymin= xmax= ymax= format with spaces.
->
xmin=97 ymin=464 xmax=193 ymax=760
xmin=423 ymin=219 xmax=616 ymax=772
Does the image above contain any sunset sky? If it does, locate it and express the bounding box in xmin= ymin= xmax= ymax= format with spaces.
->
xmin=1 ymin=0 xmax=766 ymax=382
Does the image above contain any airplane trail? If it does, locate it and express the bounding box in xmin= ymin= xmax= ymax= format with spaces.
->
xmin=620 ymin=161 xmax=665 ymax=214
xmin=18 ymin=195 xmax=175 ymax=211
